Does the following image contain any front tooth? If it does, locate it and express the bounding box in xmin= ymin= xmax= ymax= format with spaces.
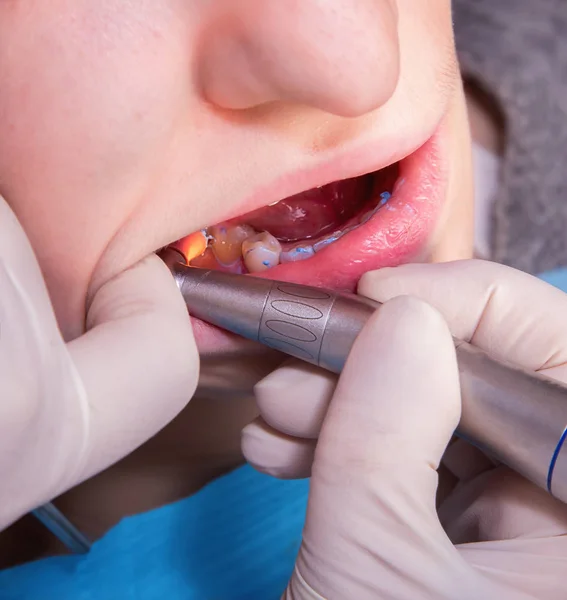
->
xmin=209 ymin=223 xmax=255 ymax=265
xmin=242 ymin=231 xmax=282 ymax=272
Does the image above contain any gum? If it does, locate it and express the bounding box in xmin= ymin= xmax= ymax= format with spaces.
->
xmin=280 ymin=244 xmax=315 ymax=263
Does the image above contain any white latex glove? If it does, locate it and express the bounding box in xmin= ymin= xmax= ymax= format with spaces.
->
xmin=0 ymin=195 xmax=198 ymax=529
xmin=242 ymin=260 xmax=567 ymax=599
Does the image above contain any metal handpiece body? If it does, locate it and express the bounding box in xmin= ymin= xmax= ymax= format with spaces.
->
xmin=162 ymin=249 xmax=567 ymax=504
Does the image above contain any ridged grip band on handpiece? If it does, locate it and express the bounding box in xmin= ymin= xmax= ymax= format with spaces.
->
xmin=163 ymin=255 xmax=567 ymax=505
xmin=256 ymin=281 xmax=379 ymax=373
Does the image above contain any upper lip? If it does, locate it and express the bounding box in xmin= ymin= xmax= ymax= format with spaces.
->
xmin=200 ymin=121 xmax=440 ymax=230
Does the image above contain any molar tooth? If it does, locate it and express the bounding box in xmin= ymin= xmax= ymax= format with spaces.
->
xmin=209 ymin=223 xmax=255 ymax=265
xmin=280 ymin=244 xmax=315 ymax=263
xmin=242 ymin=231 xmax=282 ymax=272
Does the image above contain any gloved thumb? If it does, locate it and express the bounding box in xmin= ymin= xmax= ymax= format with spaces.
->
xmin=0 ymin=192 xmax=199 ymax=524
xmin=286 ymin=296 xmax=474 ymax=599
xmin=67 ymin=254 xmax=199 ymax=484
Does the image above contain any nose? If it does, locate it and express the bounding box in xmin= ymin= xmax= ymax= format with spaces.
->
xmin=197 ymin=0 xmax=400 ymax=118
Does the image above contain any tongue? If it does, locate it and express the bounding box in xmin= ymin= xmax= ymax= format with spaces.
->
xmin=231 ymin=174 xmax=374 ymax=242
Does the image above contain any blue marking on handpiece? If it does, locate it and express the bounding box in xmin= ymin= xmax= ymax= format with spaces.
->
xmin=547 ymin=425 xmax=567 ymax=494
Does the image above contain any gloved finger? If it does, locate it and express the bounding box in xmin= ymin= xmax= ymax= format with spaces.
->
xmin=0 ymin=197 xmax=97 ymax=522
xmin=67 ymin=254 xmax=199 ymax=483
xmin=290 ymin=296 xmax=473 ymax=599
xmin=441 ymin=437 xmax=496 ymax=484
xmin=251 ymin=371 xmax=488 ymax=489
xmin=0 ymin=256 xmax=89 ymax=525
xmin=440 ymin=465 xmax=567 ymax=545
xmin=359 ymin=259 xmax=567 ymax=379
xmin=254 ymin=360 xmax=337 ymax=439
xmin=242 ymin=417 xmax=315 ymax=479
xmin=459 ymin=536 xmax=567 ymax=600
xmin=0 ymin=194 xmax=199 ymax=521
xmin=440 ymin=466 xmax=567 ymax=598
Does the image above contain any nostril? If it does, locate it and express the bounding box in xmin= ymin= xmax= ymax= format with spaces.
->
xmin=197 ymin=0 xmax=400 ymax=117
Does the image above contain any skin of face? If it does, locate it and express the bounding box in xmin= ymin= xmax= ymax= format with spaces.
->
xmin=0 ymin=0 xmax=474 ymax=560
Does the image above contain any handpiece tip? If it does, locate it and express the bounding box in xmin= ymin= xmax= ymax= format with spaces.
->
xmin=158 ymin=246 xmax=187 ymax=269
xmin=158 ymin=247 xmax=215 ymax=299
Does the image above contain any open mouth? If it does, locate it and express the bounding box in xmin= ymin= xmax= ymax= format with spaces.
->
xmin=168 ymin=126 xmax=447 ymax=353
xmin=175 ymin=164 xmax=397 ymax=274
xmin=173 ymin=129 xmax=445 ymax=290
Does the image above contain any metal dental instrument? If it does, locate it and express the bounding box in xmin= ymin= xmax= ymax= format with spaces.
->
xmin=161 ymin=247 xmax=567 ymax=505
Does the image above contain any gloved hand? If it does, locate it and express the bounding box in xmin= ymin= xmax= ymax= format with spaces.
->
xmin=0 ymin=195 xmax=198 ymax=529
xmin=243 ymin=260 xmax=567 ymax=599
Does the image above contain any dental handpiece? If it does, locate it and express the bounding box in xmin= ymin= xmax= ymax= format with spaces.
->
xmin=161 ymin=248 xmax=567 ymax=504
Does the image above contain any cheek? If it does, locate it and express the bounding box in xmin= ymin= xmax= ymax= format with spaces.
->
xmin=428 ymin=87 xmax=475 ymax=263
xmin=0 ymin=2 xmax=200 ymax=337
xmin=393 ymin=1 xmax=471 ymax=262
xmin=396 ymin=0 xmax=457 ymax=91
xmin=0 ymin=2 xmax=196 ymax=249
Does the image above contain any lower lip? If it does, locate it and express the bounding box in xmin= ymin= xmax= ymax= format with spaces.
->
xmin=192 ymin=124 xmax=448 ymax=355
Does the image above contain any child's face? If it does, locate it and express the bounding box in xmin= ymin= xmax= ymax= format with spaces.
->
xmin=0 ymin=1 xmax=473 ymax=347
